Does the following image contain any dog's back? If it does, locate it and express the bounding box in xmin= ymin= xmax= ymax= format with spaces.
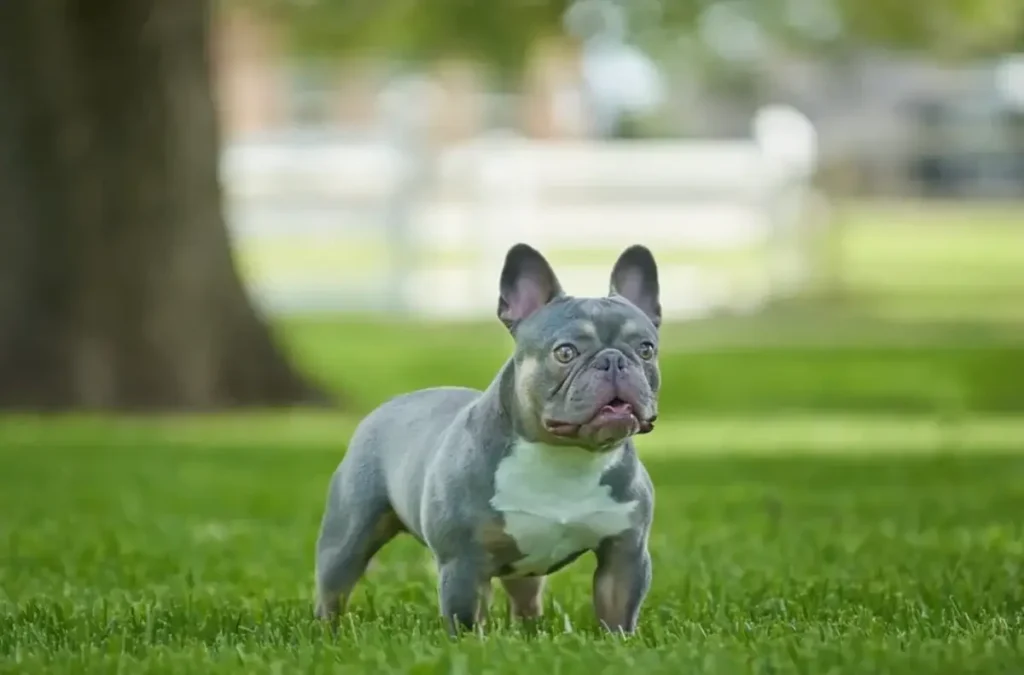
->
xmin=350 ymin=386 xmax=482 ymax=466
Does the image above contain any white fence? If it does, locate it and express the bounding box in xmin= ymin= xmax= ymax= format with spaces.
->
xmin=221 ymin=131 xmax=823 ymax=321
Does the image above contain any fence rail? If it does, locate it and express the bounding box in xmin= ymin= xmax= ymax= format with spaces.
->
xmin=222 ymin=132 xmax=822 ymax=320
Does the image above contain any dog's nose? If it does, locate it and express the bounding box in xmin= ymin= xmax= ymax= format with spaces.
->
xmin=594 ymin=350 xmax=627 ymax=372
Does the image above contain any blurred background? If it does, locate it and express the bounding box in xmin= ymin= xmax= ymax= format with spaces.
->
xmin=210 ymin=0 xmax=1024 ymax=415
xmin=218 ymin=0 xmax=1024 ymax=323
xmin=2 ymin=0 xmax=1024 ymax=417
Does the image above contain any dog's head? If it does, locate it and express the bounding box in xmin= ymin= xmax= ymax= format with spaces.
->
xmin=498 ymin=243 xmax=661 ymax=451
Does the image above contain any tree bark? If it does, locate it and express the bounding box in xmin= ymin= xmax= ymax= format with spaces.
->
xmin=0 ymin=0 xmax=329 ymax=409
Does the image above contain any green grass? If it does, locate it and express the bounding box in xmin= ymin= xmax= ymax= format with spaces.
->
xmin=3 ymin=414 xmax=1024 ymax=673
xmin=278 ymin=318 xmax=1024 ymax=416
xmin=829 ymin=201 xmax=1024 ymax=322
xmin=6 ymin=196 xmax=1024 ymax=671
xmin=3 ymin=312 xmax=1024 ymax=673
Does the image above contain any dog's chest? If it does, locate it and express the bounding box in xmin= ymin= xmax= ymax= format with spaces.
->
xmin=489 ymin=441 xmax=637 ymax=577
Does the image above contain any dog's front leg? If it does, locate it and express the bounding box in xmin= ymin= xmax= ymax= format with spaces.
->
xmin=592 ymin=534 xmax=652 ymax=635
xmin=438 ymin=555 xmax=486 ymax=636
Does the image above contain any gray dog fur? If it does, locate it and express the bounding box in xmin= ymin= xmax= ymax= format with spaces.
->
xmin=314 ymin=243 xmax=662 ymax=636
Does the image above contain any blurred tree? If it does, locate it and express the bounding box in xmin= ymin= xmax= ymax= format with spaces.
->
xmin=0 ymin=0 xmax=326 ymax=409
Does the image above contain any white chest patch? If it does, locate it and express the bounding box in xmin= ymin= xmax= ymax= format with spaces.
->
xmin=489 ymin=440 xmax=638 ymax=577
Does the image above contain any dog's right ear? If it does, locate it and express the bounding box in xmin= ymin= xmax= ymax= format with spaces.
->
xmin=497 ymin=243 xmax=564 ymax=333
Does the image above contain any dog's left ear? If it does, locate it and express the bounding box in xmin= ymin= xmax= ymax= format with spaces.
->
xmin=498 ymin=243 xmax=564 ymax=333
xmin=609 ymin=245 xmax=661 ymax=328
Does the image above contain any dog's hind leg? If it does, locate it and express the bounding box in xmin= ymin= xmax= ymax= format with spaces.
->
xmin=501 ymin=577 xmax=546 ymax=619
xmin=314 ymin=463 xmax=400 ymax=621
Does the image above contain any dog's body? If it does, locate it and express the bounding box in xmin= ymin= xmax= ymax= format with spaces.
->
xmin=315 ymin=244 xmax=663 ymax=635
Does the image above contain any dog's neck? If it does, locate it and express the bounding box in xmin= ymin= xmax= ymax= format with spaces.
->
xmin=463 ymin=357 xmax=516 ymax=436
xmin=479 ymin=357 xmax=530 ymax=439
xmin=508 ymin=438 xmax=625 ymax=474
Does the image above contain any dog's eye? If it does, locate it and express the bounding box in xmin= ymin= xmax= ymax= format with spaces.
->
xmin=553 ymin=344 xmax=579 ymax=363
xmin=637 ymin=342 xmax=656 ymax=361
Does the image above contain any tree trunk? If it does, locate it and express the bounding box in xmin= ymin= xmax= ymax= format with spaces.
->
xmin=0 ymin=0 xmax=329 ymax=409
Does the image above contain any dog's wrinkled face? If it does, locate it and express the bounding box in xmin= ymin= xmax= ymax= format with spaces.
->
xmin=513 ymin=296 xmax=660 ymax=448
xmin=497 ymin=244 xmax=662 ymax=451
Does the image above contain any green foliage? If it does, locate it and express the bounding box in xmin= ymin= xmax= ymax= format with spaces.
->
xmin=833 ymin=0 xmax=1024 ymax=56
xmin=4 ymin=416 xmax=1024 ymax=672
xmin=235 ymin=0 xmax=1024 ymax=73
xmin=238 ymin=0 xmax=571 ymax=76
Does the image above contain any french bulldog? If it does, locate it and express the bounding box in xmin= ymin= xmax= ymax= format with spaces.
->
xmin=314 ymin=243 xmax=661 ymax=636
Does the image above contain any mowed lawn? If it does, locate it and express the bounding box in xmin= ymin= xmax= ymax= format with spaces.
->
xmin=5 ymin=195 xmax=1024 ymax=672
xmin=3 ymin=411 xmax=1024 ymax=673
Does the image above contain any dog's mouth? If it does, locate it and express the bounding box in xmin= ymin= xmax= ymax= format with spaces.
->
xmin=598 ymin=397 xmax=634 ymax=419
xmin=543 ymin=397 xmax=657 ymax=438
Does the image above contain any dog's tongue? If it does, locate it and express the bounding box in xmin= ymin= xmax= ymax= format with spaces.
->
xmin=601 ymin=400 xmax=633 ymax=415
